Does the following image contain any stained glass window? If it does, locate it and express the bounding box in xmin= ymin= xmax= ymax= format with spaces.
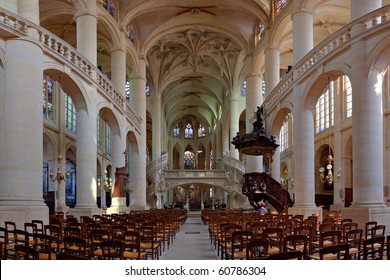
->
xmin=145 ymin=81 xmax=150 ymax=96
xmin=184 ymin=151 xmax=195 ymax=169
xmin=43 ymin=75 xmax=54 ymax=120
xmin=345 ymin=76 xmax=352 ymax=118
xmin=185 ymin=123 xmax=193 ymax=139
xmin=316 ymin=81 xmax=334 ymax=133
xmin=258 ymin=23 xmax=265 ymax=37
xmin=65 ymin=93 xmax=76 ymax=133
xmin=103 ymin=0 xmax=115 ymax=16
xmin=276 ymin=0 xmax=288 ymax=15
xmin=198 ymin=125 xmax=206 ymax=138
xmin=126 ymin=81 xmax=130 ymax=101
xmin=262 ymin=80 xmax=266 ymax=97
xmin=127 ymin=24 xmax=135 ymax=43
xmin=173 ymin=125 xmax=180 ymax=138
xmin=241 ymin=80 xmax=247 ymax=95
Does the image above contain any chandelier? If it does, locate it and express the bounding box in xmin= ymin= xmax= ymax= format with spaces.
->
xmin=50 ymin=155 xmax=71 ymax=184
xmin=97 ymin=170 xmax=112 ymax=190
xmin=319 ymin=154 xmax=341 ymax=185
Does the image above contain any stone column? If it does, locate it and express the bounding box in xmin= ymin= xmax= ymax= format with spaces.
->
xmin=264 ymin=46 xmax=280 ymax=96
xmin=292 ymin=0 xmax=313 ymax=65
xmin=200 ymin=188 xmax=204 ymax=210
xmin=111 ymin=46 xmax=127 ymax=97
xmin=108 ymin=127 xmax=127 ymax=214
xmin=245 ymin=74 xmax=264 ymax=173
xmin=0 ymin=37 xmax=48 ymax=228
xmin=272 ymin=140 xmax=281 ymax=182
xmin=291 ymin=97 xmax=319 ymax=218
xmin=72 ymin=102 xmax=100 ymax=217
xmin=152 ymin=95 xmax=162 ymax=160
xmin=2 ymin=0 xmax=17 ymax=13
xmin=229 ymin=86 xmax=240 ymax=159
xmin=17 ymin=0 xmax=39 ymax=24
xmin=351 ymin=0 xmax=381 ymax=20
xmin=129 ymin=60 xmax=147 ymax=209
xmin=75 ymin=2 xmax=97 ymax=65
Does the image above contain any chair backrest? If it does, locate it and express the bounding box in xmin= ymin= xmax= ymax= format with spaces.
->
xmin=63 ymin=226 xmax=81 ymax=238
xmin=365 ymin=221 xmax=378 ymax=240
xmin=31 ymin=220 xmax=44 ymax=234
xmin=283 ymin=234 xmax=308 ymax=258
xmin=267 ymin=250 xmax=303 ymax=260
xmin=62 ymin=236 xmax=87 ymax=257
xmin=123 ymin=231 xmax=142 ymax=259
xmin=101 ymin=240 xmax=124 ymax=260
xmin=319 ymin=230 xmax=341 ymax=248
xmin=262 ymin=227 xmax=284 ymax=249
xmin=341 ymin=222 xmax=358 ymax=241
xmin=13 ymin=229 xmax=29 ymax=246
xmin=33 ymin=233 xmax=53 ymax=260
xmin=371 ymin=225 xmax=386 ymax=237
xmin=363 ymin=236 xmax=385 ymax=260
xmin=246 ymin=239 xmax=269 ymax=260
xmin=229 ymin=230 xmax=253 ymax=260
xmin=319 ymin=243 xmax=350 ymax=260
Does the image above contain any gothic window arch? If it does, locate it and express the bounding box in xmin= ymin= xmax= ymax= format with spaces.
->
xmin=279 ymin=115 xmax=289 ymax=151
xmin=241 ymin=80 xmax=247 ymax=95
xmin=198 ymin=125 xmax=206 ymax=138
xmin=173 ymin=125 xmax=181 ymax=138
xmin=102 ymin=0 xmax=115 ymax=16
xmin=185 ymin=123 xmax=193 ymax=138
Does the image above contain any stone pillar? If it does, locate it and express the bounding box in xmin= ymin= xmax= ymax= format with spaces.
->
xmin=75 ymin=3 xmax=97 ymax=65
xmin=72 ymin=103 xmax=100 ymax=217
xmin=152 ymin=95 xmax=162 ymax=160
xmin=264 ymin=46 xmax=280 ymax=96
xmin=351 ymin=0 xmax=381 ymax=21
xmin=272 ymin=141 xmax=281 ymax=182
xmin=17 ymin=0 xmax=39 ymax=24
xmin=331 ymin=80 xmax=343 ymax=208
xmin=291 ymin=98 xmax=319 ymax=218
xmin=0 ymin=37 xmax=48 ymax=228
xmin=292 ymin=1 xmax=313 ymax=65
xmin=200 ymin=188 xmax=204 ymax=210
xmin=1 ymin=0 xmax=17 ymax=13
xmin=111 ymin=46 xmax=127 ymax=96
xmin=245 ymin=74 xmax=264 ymax=173
xmin=108 ymin=127 xmax=127 ymax=214
xmin=229 ymin=86 xmax=240 ymax=159
xmin=129 ymin=60 xmax=147 ymax=209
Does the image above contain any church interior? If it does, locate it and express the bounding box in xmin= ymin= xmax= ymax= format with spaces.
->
xmin=0 ymin=0 xmax=389 ymax=260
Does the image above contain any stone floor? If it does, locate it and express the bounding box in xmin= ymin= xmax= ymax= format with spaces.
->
xmin=160 ymin=211 xmax=219 ymax=260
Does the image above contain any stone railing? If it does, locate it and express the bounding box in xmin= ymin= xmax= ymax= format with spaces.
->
xmin=146 ymin=153 xmax=169 ymax=183
xmin=0 ymin=8 xmax=142 ymax=132
xmin=264 ymin=5 xmax=390 ymax=112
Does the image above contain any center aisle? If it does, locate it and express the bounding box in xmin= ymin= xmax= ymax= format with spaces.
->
xmin=160 ymin=212 xmax=219 ymax=260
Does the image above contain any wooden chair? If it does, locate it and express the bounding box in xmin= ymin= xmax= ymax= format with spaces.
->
xmin=63 ymin=226 xmax=81 ymax=238
xmin=111 ymin=225 xmax=127 ymax=242
xmin=221 ymin=224 xmax=242 ymax=259
xmin=386 ymin=235 xmax=389 ymax=260
xmin=45 ymin=224 xmax=64 ymax=253
xmin=308 ymin=230 xmax=341 ymax=260
xmin=319 ymin=243 xmax=350 ymax=260
xmin=262 ymin=227 xmax=284 ymax=255
xmin=62 ymin=236 xmax=87 ymax=257
xmin=362 ymin=236 xmax=385 ymax=260
xmin=343 ymin=229 xmax=362 ymax=259
xmin=267 ymin=250 xmax=303 ymax=260
xmin=90 ymin=229 xmax=110 ymax=259
xmin=14 ymin=244 xmax=39 ymax=260
xmin=31 ymin=220 xmax=44 ymax=235
xmin=283 ymin=234 xmax=308 ymax=259
xmin=24 ymin=222 xmax=38 ymax=245
xmin=225 ymin=230 xmax=253 ymax=260
xmin=139 ymin=226 xmax=159 ymax=260
xmin=246 ymin=239 xmax=269 ymax=260
xmin=364 ymin=221 xmax=377 ymax=240
xmin=341 ymin=222 xmax=358 ymax=242
xmin=123 ymin=231 xmax=147 ymax=260
xmin=33 ymin=233 xmax=55 ymax=260
xmin=371 ymin=225 xmax=386 ymax=237
xmin=101 ymin=240 xmax=124 ymax=260
xmin=0 ymin=226 xmax=13 ymax=259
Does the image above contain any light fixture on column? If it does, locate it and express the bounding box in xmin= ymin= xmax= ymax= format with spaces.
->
xmin=97 ymin=170 xmax=112 ymax=190
xmin=50 ymin=155 xmax=71 ymax=184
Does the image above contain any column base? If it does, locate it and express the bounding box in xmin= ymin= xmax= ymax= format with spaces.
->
xmin=288 ymin=205 xmax=322 ymax=220
xmin=69 ymin=206 xmax=102 ymax=220
xmin=107 ymin=197 xmax=128 ymax=214
xmin=340 ymin=207 xmax=390 ymax=235
xmin=0 ymin=205 xmax=49 ymax=229
xmin=55 ymin=204 xmax=70 ymax=214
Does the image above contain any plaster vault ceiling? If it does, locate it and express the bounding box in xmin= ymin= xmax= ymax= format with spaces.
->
xmin=38 ymin=0 xmax=352 ymax=132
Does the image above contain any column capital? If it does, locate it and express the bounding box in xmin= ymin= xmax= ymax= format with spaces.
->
xmin=291 ymin=9 xmax=313 ymax=18
xmin=74 ymin=12 xmax=98 ymax=21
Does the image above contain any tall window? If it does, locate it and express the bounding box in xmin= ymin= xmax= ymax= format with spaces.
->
xmin=241 ymin=80 xmax=247 ymax=95
xmin=275 ymin=0 xmax=288 ymax=15
xmin=125 ymin=81 xmax=130 ymax=101
xmin=173 ymin=125 xmax=180 ymax=138
xmin=65 ymin=94 xmax=76 ymax=133
xmin=127 ymin=24 xmax=135 ymax=43
xmin=102 ymin=0 xmax=115 ymax=16
xmin=105 ymin=122 xmax=111 ymax=155
xmin=258 ymin=23 xmax=265 ymax=38
xmin=279 ymin=115 xmax=289 ymax=151
xmin=198 ymin=125 xmax=206 ymax=138
xmin=345 ymin=76 xmax=352 ymax=118
xmin=316 ymin=81 xmax=334 ymax=133
xmin=43 ymin=75 xmax=54 ymax=120
xmin=97 ymin=115 xmax=101 ymax=149
xmin=262 ymin=80 xmax=266 ymax=97
xmin=185 ymin=123 xmax=193 ymax=138
xmin=145 ymin=81 xmax=150 ymax=96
